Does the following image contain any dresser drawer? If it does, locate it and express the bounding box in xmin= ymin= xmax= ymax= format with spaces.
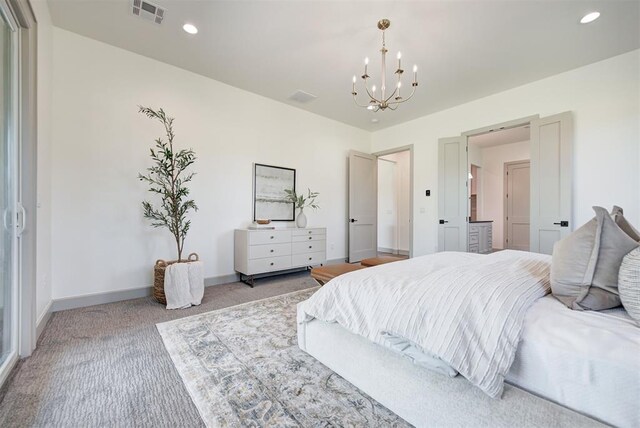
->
xmin=292 ymin=228 xmax=326 ymax=237
xmin=248 ymin=243 xmax=291 ymax=259
xmin=292 ymin=233 xmax=326 ymax=243
xmin=468 ymin=244 xmax=479 ymax=253
xmin=292 ymin=240 xmax=326 ymax=254
xmin=469 ymin=233 xmax=479 ymax=245
xmin=248 ymin=255 xmax=291 ymax=274
xmin=292 ymin=251 xmax=326 ymax=267
xmin=469 ymin=225 xmax=479 ymax=233
xmin=248 ymin=230 xmax=291 ymax=245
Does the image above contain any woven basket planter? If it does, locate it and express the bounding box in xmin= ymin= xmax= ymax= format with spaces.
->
xmin=153 ymin=252 xmax=199 ymax=304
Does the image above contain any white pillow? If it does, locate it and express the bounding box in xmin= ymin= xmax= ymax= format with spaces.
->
xmin=619 ymin=247 xmax=640 ymax=324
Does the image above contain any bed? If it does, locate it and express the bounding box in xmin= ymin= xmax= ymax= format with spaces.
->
xmin=297 ymin=251 xmax=640 ymax=427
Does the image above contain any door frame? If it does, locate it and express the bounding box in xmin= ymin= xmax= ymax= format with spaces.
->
xmin=372 ymin=144 xmax=414 ymax=258
xmin=503 ymin=159 xmax=530 ymax=249
xmin=461 ymin=115 xmax=537 ymax=251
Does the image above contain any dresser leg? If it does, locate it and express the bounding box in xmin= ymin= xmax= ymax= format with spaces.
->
xmin=240 ymin=275 xmax=255 ymax=288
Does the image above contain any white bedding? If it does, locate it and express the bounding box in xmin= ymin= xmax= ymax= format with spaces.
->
xmin=508 ymin=295 xmax=640 ymax=427
xmin=299 ymin=250 xmax=551 ymax=398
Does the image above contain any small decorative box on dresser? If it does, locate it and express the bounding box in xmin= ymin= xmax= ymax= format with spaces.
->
xmin=234 ymin=227 xmax=327 ymax=286
xmin=468 ymin=221 xmax=493 ymax=254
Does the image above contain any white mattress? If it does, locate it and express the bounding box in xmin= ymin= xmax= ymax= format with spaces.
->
xmin=507 ymin=295 xmax=640 ymax=427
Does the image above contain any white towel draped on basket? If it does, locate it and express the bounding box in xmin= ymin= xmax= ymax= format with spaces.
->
xmin=165 ymin=261 xmax=204 ymax=310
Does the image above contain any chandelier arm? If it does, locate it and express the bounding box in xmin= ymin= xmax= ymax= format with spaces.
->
xmin=362 ymin=79 xmax=382 ymax=104
xmin=384 ymin=87 xmax=399 ymax=104
xmin=352 ymin=94 xmax=374 ymax=108
xmin=387 ymin=84 xmax=417 ymax=106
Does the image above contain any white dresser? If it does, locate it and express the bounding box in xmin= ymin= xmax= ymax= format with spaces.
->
xmin=234 ymin=227 xmax=326 ymax=286
xmin=468 ymin=221 xmax=492 ymax=254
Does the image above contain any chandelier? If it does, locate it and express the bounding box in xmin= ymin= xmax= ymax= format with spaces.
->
xmin=351 ymin=19 xmax=418 ymax=112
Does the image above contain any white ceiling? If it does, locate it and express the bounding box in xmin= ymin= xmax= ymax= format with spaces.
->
xmin=468 ymin=126 xmax=530 ymax=148
xmin=47 ymin=0 xmax=640 ymax=131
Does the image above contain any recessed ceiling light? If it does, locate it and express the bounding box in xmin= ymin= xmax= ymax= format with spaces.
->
xmin=183 ymin=23 xmax=198 ymax=34
xmin=371 ymin=118 xmax=379 ymax=123
xmin=580 ymin=12 xmax=600 ymax=24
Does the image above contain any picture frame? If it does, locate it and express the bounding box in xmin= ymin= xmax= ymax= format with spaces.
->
xmin=253 ymin=163 xmax=296 ymax=221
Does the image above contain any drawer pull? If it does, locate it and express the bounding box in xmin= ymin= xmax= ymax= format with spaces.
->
xmin=309 ymin=245 xmax=312 ymax=249
xmin=270 ymin=262 xmax=274 ymax=266
xmin=308 ymin=231 xmax=312 ymax=234
xmin=270 ymin=236 xmax=274 ymax=239
xmin=308 ymin=237 xmax=312 ymax=240
xmin=308 ymin=257 xmax=312 ymax=260
xmin=270 ymin=249 xmax=274 ymax=253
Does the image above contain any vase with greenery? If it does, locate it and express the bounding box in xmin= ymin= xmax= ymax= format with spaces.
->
xmin=138 ymin=106 xmax=198 ymax=262
xmin=284 ymin=188 xmax=319 ymax=228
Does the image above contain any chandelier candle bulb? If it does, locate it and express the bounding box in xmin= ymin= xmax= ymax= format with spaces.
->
xmin=397 ymin=51 xmax=402 ymax=70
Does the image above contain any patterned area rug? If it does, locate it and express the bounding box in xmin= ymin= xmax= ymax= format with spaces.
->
xmin=157 ymin=288 xmax=409 ymax=427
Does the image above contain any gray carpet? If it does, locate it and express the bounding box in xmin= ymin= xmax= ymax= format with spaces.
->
xmin=0 ymin=272 xmax=317 ymax=427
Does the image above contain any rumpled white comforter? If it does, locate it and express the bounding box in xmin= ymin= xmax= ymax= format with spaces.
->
xmin=298 ymin=250 xmax=552 ymax=398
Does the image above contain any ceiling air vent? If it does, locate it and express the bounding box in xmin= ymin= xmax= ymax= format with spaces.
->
xmin=132 ymin=0 xmax=165 ymax=24
xmin=288 ymin=90 xmax=317 ymax=104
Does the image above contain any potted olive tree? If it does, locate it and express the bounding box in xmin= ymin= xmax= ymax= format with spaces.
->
xmin=284 ymin=188 xmax=320 ymax=228
xmin=138 ymin=106 xmax=199 ymax=304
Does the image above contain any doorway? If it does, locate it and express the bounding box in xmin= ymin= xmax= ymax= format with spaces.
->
xmin=437 ymin=112 xmax=573 ymax=255
xmin=467 ymin=125 xmax=531 ymax=252
xmin=347 ymin=146 xmax=413 ymax=262
xmin=377 ymin=150 xmax=410 ymax=257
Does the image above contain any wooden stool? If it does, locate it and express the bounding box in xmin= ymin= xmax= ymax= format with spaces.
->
xmin=311 ymin=263 xmax=366 ymax=285
xmin=360 ymin=256 xmax=404 ymax=267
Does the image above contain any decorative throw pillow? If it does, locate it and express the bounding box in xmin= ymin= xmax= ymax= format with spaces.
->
xmin=551 ymin=206 xmax=640 ymax=310
xmin=550 ymin=207 xmax=604 ymax=309
xmin=612 ymin=206 xmax=640 ymax=242
xmin=619 ymin=247 xmax=640 ymax=324
xmin=587 ymin=207 xmax=639 ymax=310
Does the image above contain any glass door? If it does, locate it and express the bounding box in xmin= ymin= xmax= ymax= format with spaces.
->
xmin=0 ymin=3 xmax=18 ymax=380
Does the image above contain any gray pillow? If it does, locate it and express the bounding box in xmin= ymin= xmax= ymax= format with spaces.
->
xmin=551 ymin=206 xmax=640 ymax=310
xmin=587 ymin=207 xmax=639 ymax=310
xmin=612 ymin=205 xmax=640 ymax=242
xmin=550 ymin=207 xmax=604 ymax=309
xmin=619 ymin=247 xmax=640 ymax=324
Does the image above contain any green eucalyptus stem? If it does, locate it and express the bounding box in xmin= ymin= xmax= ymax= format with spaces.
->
xmin=137 ymin=106 xmax=198 ymax=261
xmin=284 ymin=188 xmax=320 ymax=210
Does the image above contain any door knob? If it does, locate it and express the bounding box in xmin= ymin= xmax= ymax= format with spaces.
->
xmin=439 ymin=219 xmax=449 ymax=224
xmin=553 ymin=221 xmax=569 ymax=227
xmin=350 ymin=218 xmax=358 ymax=223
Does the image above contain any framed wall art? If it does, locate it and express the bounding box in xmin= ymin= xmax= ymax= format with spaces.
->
xmin=253 ymin=163 xmax=296 ymax=221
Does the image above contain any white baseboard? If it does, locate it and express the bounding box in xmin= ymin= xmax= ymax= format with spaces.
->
xmin=377 ymin=247 xmax=409 ymax=256
xmin=36 ymin=301 xmax=53 ymax=340
xmin=49 ymin=258 xmax=348 ymax=313
xmin=51 ymin=273 xmax=241 ymax=312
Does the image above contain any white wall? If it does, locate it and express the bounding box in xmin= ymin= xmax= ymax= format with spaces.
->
xmin=372 ymin=49 xmax=640 ymax=256
xmin=477 ymin=140 xmax=530 ymax=249
xmin=51 ymin=28 xmax=370 ymax=300
xmin=31 ymin=0 xmax=53 ymax=323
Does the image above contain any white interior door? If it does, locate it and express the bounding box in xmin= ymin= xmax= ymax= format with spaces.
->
xmin=504 ymin=160 xmax=530 ymax=251
xmin=530 ymin=112 xmax=573 ymax=254
xmin=348 ymin=151 xmax=377 ymax=262
xmin=438 ymin=137 xmax=468 ymax=252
